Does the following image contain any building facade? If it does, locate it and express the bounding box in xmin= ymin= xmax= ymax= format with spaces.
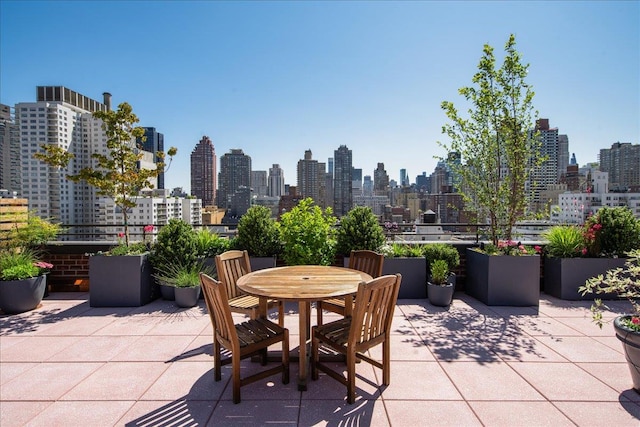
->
xmin=139 ymin=127 xmax=165 ymax=189
xmin=0 ymin=104 xmax=20 ymax=194
xmin=217 ymin=148 xmax=251 ymax=213
xmin=297 ymin=150 xmax=321 ymax=203
xmin=333 ymin=145 xmax=352 ymax=217
xmin=190 ymin=136 xmax=217 ymax=208
xmin=599 ymin=142 xmax=640 ymax=191
xmin=268 ymin=164 xmax=285 ymax=197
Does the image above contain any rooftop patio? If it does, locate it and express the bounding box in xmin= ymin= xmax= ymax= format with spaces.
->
xmin=1 ymin=293 xmax=639 ymax=426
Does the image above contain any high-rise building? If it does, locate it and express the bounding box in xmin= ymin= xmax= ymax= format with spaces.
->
xmin=333 ymin=145 xmax=352 ymax=216
xmin=373 ymin=163 xmax=389 ymax=196
xmin=251 ymin=170 xmax=268 ymax=197
xmin=217 ymin=148 xmax=251 ymax=212
xmin=297 ymin=150 xmax=321 ymax=203
xmin=138 ymin=127 xmax=165 ymax=189
xmin=17 ymin=87 xmax=111 ymax=224
xmin=599 ymin=142 xmax=640 ymax=191
xmin=363 ymin=175 xmax=373 ymax=197
xmin=400 ymin=168 xmax=409 ymax=187
xmin=190 ymin=136 xmax=217 ymax=208
xmin=352 ymin=167 xmax=362 ymax=197
xmin=268 ymin=164 xmax=285 ymax=197
xmin=0 ymin=104 xmax=20 ymax=194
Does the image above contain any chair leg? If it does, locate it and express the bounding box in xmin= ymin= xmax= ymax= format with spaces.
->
xmin=316 ymin=301 xmax=324 ymax=326
xmin=278 ymin=301 xmax=285 ymax=327
xmin=311 ymin=333 xmax=318 ymax=380
xmin=232 ymin=352 xmax=241 ymax=404
xmin=214 ymin=339 xmax=222 ymax=381
xmin=282 ymin=329 xmax=290 ymax=384
xmin=347 ymin=349 xmax=356 ymax=404
xmin=383 ymin=338 xmax=391 ymax=385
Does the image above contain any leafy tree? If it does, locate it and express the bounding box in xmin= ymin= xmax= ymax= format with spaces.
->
xmin=335 ymin=206 xmax=385 ymax=256
xmin=440 ymin=34 xmax=540 ymax=245
xmin=34 ymin=102 xmax=177 ymax=247
xmin=233 ymin=206 xmax=282 ymax=257
xmin=279 ymin=198 xmax=336 ymax=265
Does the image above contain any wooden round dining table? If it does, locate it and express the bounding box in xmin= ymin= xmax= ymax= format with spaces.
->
xmin=236 ymin=265 xmax=372 ymax=391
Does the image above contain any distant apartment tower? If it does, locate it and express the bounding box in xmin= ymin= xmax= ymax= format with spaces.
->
xmin=190 ymin=136 xmax=217 ymax=208
xmin=0 ymin=104 xmax=20 ymax=194
xmin=16 ymin=86 xmax=112 ymax=223
xmin=333 ymin=145 xmax=352 ymax=217
xmin=297 ymin=150 xmax=321 ymax=203
xmin=529 ymin=118 xmax=569 ymax=211
xmin=138 ymin=127 xmax=165 ymax=189
xmin=599 ymin=142 xmax=640 ymax=191
xmin=400 ymin=168 xmax=409 ymax=187
xmin=363 ymin=175 xmax=373 ymax=197
xmin=268 ymin=164 xmax=285 ymax=197
xmin=352 ymin=167 xmax=362 ymax=197
xmin=251 ymin=170 xmax=268 ymax=197
xmin=217 ymin=148 xmax=251 ymax=212
xmin=373 ymin=163 xmax=389 ymax=196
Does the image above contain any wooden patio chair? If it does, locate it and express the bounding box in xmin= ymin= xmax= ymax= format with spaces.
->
xmin=215 ymin=250 xmax=284 ymax=326
xmin=316 ymin=250 xmax=384 ymax=326
xmin=200 ymin=272 xmax=290 ymax=404
xmin=311 ymin=273 xmax=401 ymax=404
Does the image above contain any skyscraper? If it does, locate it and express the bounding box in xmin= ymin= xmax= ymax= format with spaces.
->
xmin=268 ymin=164 xmax=285 ymax=197
xmin=373 ymin=163 xmax=389 ymax=196
xmin=217 ymin=148 xmax=251 ymax=213
xmin=139 ymin=127 xmax=165 ymax=189
xmin=0 ymin=104 xmax=20 ymax=194
xmin=599 ymin=142 xmax=640 ymax=191
xmin=529 ymin=118 xmax=569 ymax=211
xmin=333 ymin=145 xmax=352 ymax=217
xmin=297 ymin=150 xmax=321 ymax=203
xmin=251 ymin=170 xmax=268 ymax=197
xmin=190 ymin=136 xmax=217 ymax=208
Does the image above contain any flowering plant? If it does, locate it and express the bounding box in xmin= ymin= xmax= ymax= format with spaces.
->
xmin=579 ymin=249 xmax=640 ymax=331
xmin=106 ymin=230 xmax=149 ymax=256
xmin=0 ymin=249 xmax=53 ymax=281
xmin=478 ymin=240 xmax=540 ymax=256
xmin=582 ymin=207 xmax=640 ymax=258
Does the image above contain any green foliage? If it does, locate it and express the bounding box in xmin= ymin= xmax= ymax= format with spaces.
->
xmin=429 ymin=260 xmax=450 ymax=285
xmin=580 ymin=249 xmax=640 ymax=329
xmin=34 ymin=102 xmax=177 ymax=247
xmin=233 ymin=206 xmax=282 ymax=257
xmin=422 ymin=243 xmax=460 ymax=272
xmin=149 ymin=219 xmax=198 ymax=271
xmin=440 ymin=34 xmax=540 ymax=246
xmin=542 ymin=225 xmax=585 ymax=258
xmin=479 ymin=240 xmax=538 ymax=256
xmin=154 ymin=260 xmax=214 ymax=288
xmin=382 ymin=243 xmax=423 ymax=258
xmin=279 ymin=198 xmax=336 ymax=265
xmin=4 ymin=213 xmax=62 ymax=250
xmin=584 ymin=207 xmax=640 ymax=257
xmin=335 ymin=206 xmax=386 ymax=256
xmin=195 ymin=229 xmax=230 ymax=258
xmin=108 ymin=242 xmax=148 ymax=256
xmin=0 ymin=249 xmax=41 ymax=280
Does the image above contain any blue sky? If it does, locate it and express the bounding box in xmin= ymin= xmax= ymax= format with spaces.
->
xmin=1 ymin=1 xmax=638 ymax=192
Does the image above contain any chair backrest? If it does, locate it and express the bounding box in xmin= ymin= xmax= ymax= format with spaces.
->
xmin=350 ymin=274 xmax=401 ymax=345
xmin=215 ymin=250 xmax=252 ymax=299
xmin=349 ymin=250 xmax=384 ymax=278
xmin=200 ymin=272 xmax=238 ymax=349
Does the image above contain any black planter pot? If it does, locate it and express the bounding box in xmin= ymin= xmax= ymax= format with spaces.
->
xmin=0 ymin=275 xmax=47 ymax=314
xmin=174 ymin=286 xmax=201 ymax=308
xmin=382 ymin=257 xmax=427 ymax=299
xmin=544 ymin=257 xmax=625 ymax=300
xmin=427 ymin=273 xmax=456 ymax=307
xmin=89 ymin=253 xmax=157 ymax=307
xmin=614 ymin=316 xmax=640 ymax=393
xmin=160 ymin=283 xmax=175 ymax=301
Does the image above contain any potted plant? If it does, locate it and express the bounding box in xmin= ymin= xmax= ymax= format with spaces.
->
xmin=439 ymin=35 xmax=542 ymax=306
xmin=381 ymin=243 xmax=426 ymax=299
xmin=335 ymin=206 xmax=386 ymax=260
xmin=543 ymin=208 xmax=640 ymax=300
xmin=0 ymin=249 xmax=52 ymax=314
xmin=579 ymin=250 xmax=640 ymax=392
xmin=34 ymin=102 xmax=177 ymax=307
xmin=232 ymin=205 xmax=281 ymax=270
xmin=279 ymin=198 xmax=337 ymax=266
xmin=423 ymin=243 xmax=460 ymax=307
xmin=155 ymin=260 xmax=214 ymax=308
xmin=149 ymin=219 xmax=199 ymax=300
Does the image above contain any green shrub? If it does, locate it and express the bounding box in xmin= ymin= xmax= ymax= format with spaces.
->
xmin=429 ymin=260 xmax=450 ymax=285
xmin=279 ymin=198 xmax=336 ymax=265
xmin=233 ymin=206 xmax=281 ymax=257
xmin=195 ymin=229 xmax=230 ymax=258
xmin=422 ymin=243 xmax=460 ymax=272
xmin=383 ymin=243 xmax=423 ymax=258
xmin=542 ymin=225 xmax=585 ymax=258
xmin=0 ymin=249 xmax=41 ymax=280
xmin=335 ymin=206 xmax=385 ymax=256
xmin=149 ymin=219 xmax=198 ymax=270
xmin=584 ymin=207 xmax=640 ymax=257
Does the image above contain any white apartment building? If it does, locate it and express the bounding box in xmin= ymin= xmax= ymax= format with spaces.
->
xmin=551 ymin=170 xmax=640 ymax=223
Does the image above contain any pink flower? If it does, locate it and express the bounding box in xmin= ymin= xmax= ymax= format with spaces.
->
xmin=118 ymin=232 xmax=125 ymax=238
xmin=632 ymin=317 xmax=640 ymax=325
xmin=581 ymin=248 xmax=588 ymax=255
xmin=143 ymin=225 xmax=154 ymax=233
xmin=593 ymin=223 xmax=602 ymax=231
xmin=534 ymin=245 xmax=542 ymax=253
xmin=34 ymin=261 xmax=53 ymax=269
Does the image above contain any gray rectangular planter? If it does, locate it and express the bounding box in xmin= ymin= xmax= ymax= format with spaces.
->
xmin=382 ymin=257 xmax=427 ymax=299
xmin=543 ymin=257 xmax=626 ymax=300
xmin=465 ymin=249 xmax=540 ymax=306
xmin=89 ymin=253 xmax=156 ymax=307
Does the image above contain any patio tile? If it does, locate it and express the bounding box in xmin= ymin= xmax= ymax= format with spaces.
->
xmin=0 ymin=336 xmax=80 ymax=362
xmin=1 ymin=362 xmax=101 ymax=400
xmin=47 ymin=335 xmax=142 ymax=362
xmin=511 ymin=315 xmax=587 ymax=337
xmin=0 ymin=401 xmax=53 ymax=426
xmin=379 ymin=361 xmax=462 ymax=400
xmin=92 ymin=315 xmax=162 ymax=336
xmin=383 ymin=400 xmax=481 ymax=426
xmin=0 ymin=361 xmax=37 ymax=385
xmin=302 ymin=360 xmax=381 ymax=401
xmin=553 ymin=315 xmax=616 ymax=336
xmin=468 ymin=401 xmax=574 ymax=426
xmin=145 ymin=314 xmax=210 ymax=335
xmin=553 ymin=401 xmax=640 ymax=426
xmin=25 ymin=400 xmax=134 ymax=426
xmin=118 ymin=399 xmax=215 ymax=426
xmin=534 ymin=335 xmax=625 ymax=363
xmin=577 ymin=362 xmax=640 ymax=398
xmin=110 ymin=335 xmax=197 ymax=362
xmin=508 ymin=362 xmax=621 ymax=401
xmin=141 ymin=361 xmax=226 ymax=401
xmin=491 ymin=336 xmax=568 ymax=362
xmin=298 ymin=399 xmax=389 ymax=426
xmin=61 ymin=361 xmax=168 ymax=400
xmin=367 ymin=333 xmax=435 ymax=362
xmin=209 ymin=400 xmax=300 ymax=426
xmin=174 ymin=335 xmax=214 ymax=362
xmin=441 ymin=361 xmax=544 ymax=401
xmin=31 ymin=315 xmax=116 ymax=336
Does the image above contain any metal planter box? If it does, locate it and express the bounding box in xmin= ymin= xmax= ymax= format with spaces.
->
xmin=543 ymin=257 xmax=626 ymax=300
xmin=382 ymin=257 xmax=427 ymax=299
xmin=89 ymin=253 xmax=157 ymax=307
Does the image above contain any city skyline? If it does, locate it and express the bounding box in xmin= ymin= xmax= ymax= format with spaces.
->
xmin=1 ymin=1 xmax=638 ymax=192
